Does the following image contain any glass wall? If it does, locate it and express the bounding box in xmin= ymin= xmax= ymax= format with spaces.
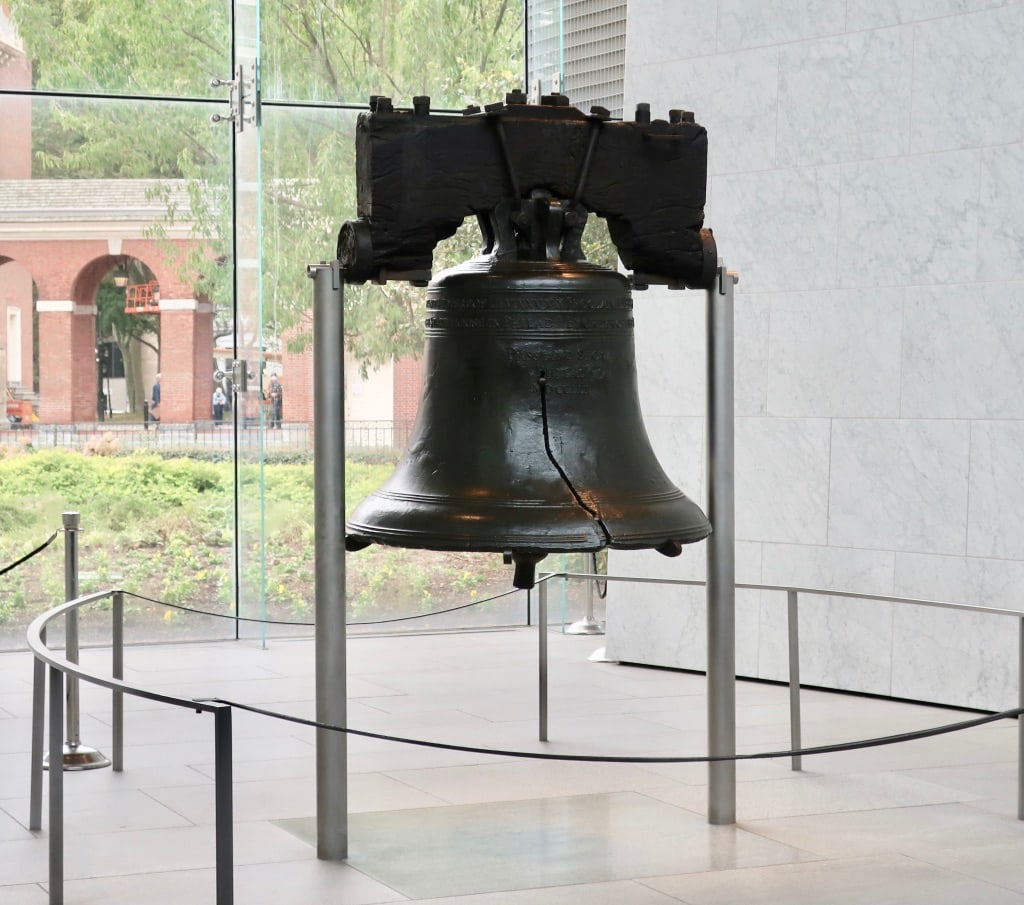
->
xmin=0 ymin=1 xmax=526 ymax=649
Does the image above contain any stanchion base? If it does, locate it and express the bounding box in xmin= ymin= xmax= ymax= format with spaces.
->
xmin=565 ymin=618 xmax=604 ymax=636
xmin=587 ymin=647 xmax=617 ymax=663
xmin=43 ymin=743 xmax=111 ymax=771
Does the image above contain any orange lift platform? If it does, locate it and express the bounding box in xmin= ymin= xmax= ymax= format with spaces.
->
xmin=124 ymin=281 xmax=161 ymax=314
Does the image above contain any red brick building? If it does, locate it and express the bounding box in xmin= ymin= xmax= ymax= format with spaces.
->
xmin=0 ymin=13 xmax=421 ymax=433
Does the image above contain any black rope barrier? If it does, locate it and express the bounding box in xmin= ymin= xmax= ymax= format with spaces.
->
xmin=0 ymin=529 xmax=59 ymax=577
xmin=211 ymin=696 xmax=1024 ymax=765
xmin=124 ymin=585 xmax=523 ymax=627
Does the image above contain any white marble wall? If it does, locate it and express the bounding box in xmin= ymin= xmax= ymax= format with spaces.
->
xmin=608 ymin=0 xmax=1024 ymax=711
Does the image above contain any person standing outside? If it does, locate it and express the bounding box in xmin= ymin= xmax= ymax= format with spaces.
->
xmin=150 ymin=373 xmax=161 ymax=424
xmin=212 ymin=386 xmax=226 ymax=424
xmin=267 ymin=374 xmax=283 ymax=429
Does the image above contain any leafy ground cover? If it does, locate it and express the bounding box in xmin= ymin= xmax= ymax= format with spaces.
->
xmin=0 ymin=445 xmax=518 ymax=648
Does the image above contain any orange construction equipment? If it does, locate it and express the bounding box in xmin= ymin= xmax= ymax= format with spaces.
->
xmin=124 ymin=281 xmax=160 ymax=314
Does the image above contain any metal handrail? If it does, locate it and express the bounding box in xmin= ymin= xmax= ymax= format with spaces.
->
xmin=25 ymin=574 xmax=1024 ymax=905
xmin=548 ymin=569 xmax=1024 ymax=814
xmin=27 ymin=588 xmax=233 ymax=905
xmin=557 ymin=571 xmax=1024 ymax=617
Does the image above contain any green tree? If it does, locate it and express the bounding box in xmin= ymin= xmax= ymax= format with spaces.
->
xmin=9 ymin=0 xmax=524 ymax=372
xmin=96 ymin=275 xmax=159 ymax=415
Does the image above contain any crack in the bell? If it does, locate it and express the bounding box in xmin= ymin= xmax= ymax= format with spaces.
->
xmin=537 ymin=373 xmax=612 ymax=545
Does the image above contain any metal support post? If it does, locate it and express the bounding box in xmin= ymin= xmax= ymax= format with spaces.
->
xmin=706 ymin=263 xmax=738 ymax=825
xmin=539 ymin=578 xmax=548 ymax=742
xmin=112 ymin=591 xmax=124 ymax=772
xmin=212 ymin=704 xmax=234 ymax=905
xmin=1018 ymin=617 xmax=1024 ymax=820
xmin=309 ymin=261 xmax=348 ymax=860
xmin=48 ymin=665 xmax=64 ymax=905
xmin=48 ymin=512 xmax=109 ymax=771
xmin=29 ymin=626 xmax=45 ymax=831
xmin=787 ymin=590 xmax=803 ymax=772
xmin=566 ymin=556 xmax=604 ymax=635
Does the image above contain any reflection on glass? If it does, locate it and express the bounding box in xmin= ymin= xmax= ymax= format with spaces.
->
xmin=5 ymin=0 xmax=229 ymax=99
xmin=257 ymin=106 xmax=525 ymax=630
xmin=261 ymin=0 xmax=523 ymax=107
xmin=527 ymin=0 xmax=564 ymax=96
xmin=0 ymin=94 xmax=233 ymax=648
xmin=0 ymin=0 xmax=529 ymax=649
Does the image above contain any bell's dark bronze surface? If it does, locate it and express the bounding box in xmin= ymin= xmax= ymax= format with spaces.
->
xmin=345 ymin=256 xmax=711 ymax=588
xmin=340 ymin=93 xmax=715 ymax=588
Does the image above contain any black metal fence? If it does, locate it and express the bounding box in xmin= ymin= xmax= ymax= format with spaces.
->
xmin=0 ymin=419 xmax=415 ymax=457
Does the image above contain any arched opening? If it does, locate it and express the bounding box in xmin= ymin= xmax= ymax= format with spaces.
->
xmin=0 ymin=255 xmax=39 ymax=424
xmin=96 ymin=254 xmax=160 ymax=418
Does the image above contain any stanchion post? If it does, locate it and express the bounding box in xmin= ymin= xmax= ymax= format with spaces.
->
xmin=309 ymin=261 xmax=348 ymax=860
xmin=565 ymin=556 xmax=604 ymax=635
xmin=64 ymin=512 xmax=80 ymax=748
xmin=29 ymin=627 xmax=45 ymax=831
xmin=1018 ymin=617 xmax=1023 ymax=821
xmin=539 ymin=578 xmax=548 ymax=742
xmin=112 ymin=590 xmax=124 ymax=772
xmin=706 ymin=263 xmax=738 ymax=825
xmin=53 ymin=512 xmax=109 ymax=771
xmin=787 ymin=590 xmax=803 ymax=772
xmin=212 ymin=704 xmax=234 ymax=905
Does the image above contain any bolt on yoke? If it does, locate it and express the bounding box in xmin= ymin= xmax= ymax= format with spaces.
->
xmin=338 ymin=90 xmax=718 ymax=289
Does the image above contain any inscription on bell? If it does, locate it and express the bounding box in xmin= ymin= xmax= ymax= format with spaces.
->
xmin=509 ymin=348 xmax=612 ymax=364
xmin=425 ymin=314 xmax=634 ymax=331
xmin=429 ymin=295 xmax=633 ymax=312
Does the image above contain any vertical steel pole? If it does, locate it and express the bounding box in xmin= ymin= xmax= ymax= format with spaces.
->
xmin=539 ymin=578 xmax=548 ymax=742
xmin=54 ymin=512 xmax=109 ymax=771
xmin=29 ymin=626 xmax=45 ymax=831
xmin=1018 ymin=617 xmax=1023 ymax=820
xmin=310 ymin=261 xmax=348 ymax=860
xmin=48 ymin=665 xmax=64 ymax=905
xmin=787 ymin=590 xmax=803 ymax=772
xmin=706 ymin=263 xmax=737 ymax=825
xmin=213 ymin=704 xmax=234 ymax=905
xmin=112 ymin=591 xmax=124 ymax=772
xmin=63 ymin=512 xmax=81 ymax=750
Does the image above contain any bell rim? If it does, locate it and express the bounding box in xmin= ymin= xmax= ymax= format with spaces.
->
xmin=344 ymin=522 xmax=711 ymax=554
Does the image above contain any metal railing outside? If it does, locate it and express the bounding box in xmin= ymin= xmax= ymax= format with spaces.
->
xmin=0 ymin=418 xmax=415 ymax=455
xmin=23 ymin=572 xmax=1024 ymax=905
xmin=543 ymin=572 xmax=1024 ymax=802
xmin=26 ymin=590 xmax=234 ymax=905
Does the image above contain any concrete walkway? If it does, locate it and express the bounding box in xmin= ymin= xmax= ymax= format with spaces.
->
xmin=2 ymin=627 xmax=1023 ymax=904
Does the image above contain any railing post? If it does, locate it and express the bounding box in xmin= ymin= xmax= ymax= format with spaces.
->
xmin=706 ymin=263 xmax=738 ymax=825
xmin=29 ymin=627 xmax=45 ymax=831
xmin=1018 ymin=617 xmax=1023 ymax=821
xmin=48 ymin=664 xmax=64 ymax=905
xmin=212 ymin=704 xmax=234 ymax=905
xmin=539 ymin=577 xmax=548 ymax=742
xmin=787 ymin=590 xmax=803 ymax=772
xmin=112 ymin=590 xmax=124 ymax=772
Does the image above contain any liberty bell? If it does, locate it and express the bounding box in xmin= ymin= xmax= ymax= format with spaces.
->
xmin=339 ymin=92 xmax=718 ymax=589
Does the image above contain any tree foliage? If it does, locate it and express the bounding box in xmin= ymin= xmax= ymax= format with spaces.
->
xmin=96 ymin=272 xmax=159 ymax=414
xmin=8 ymin=0 xmax=524 ymax=370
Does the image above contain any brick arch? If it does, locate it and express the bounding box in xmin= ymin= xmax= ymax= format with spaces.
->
xmin=10 ymin=237 xmax=213 ymax=425
xmin=0 ymin=173 xmax=222 ymax=424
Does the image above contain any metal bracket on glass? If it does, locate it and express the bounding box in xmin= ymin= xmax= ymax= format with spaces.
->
xmin=231 ymin=359 xmax=249 ymax=392
xmin=210 ymin=61 xmax=260 ymax=133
